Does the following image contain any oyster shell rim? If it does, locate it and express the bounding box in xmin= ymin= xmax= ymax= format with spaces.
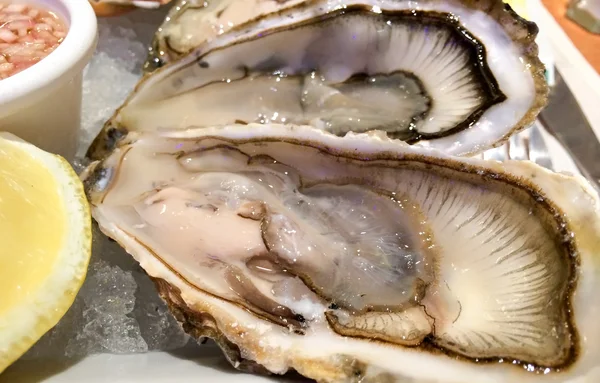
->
xmin=149 ymin=275 xmax=410 ymax=382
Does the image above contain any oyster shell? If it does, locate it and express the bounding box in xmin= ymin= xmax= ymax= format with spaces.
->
xmin=83 ymin=123 xmax=600 ymax=383
xmin=87 ymin=0 xmax=548 ymax=161
xmin=145 ymin=0 xmax=306 ymax=72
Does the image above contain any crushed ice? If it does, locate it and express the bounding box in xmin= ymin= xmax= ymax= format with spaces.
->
xmin=23 ymin=6 xmax=192 ymax=359
xmin=78 ymin=8 xmax=165 ymax=156
xmin=65 ymin=259 xmax=148 ymax=356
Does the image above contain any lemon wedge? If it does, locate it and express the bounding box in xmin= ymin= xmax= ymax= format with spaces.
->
xmin=0 ymin=132 xmax=91 ymax=373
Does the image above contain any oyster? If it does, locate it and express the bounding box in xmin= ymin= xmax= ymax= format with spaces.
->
xmin=145 ymin=0 xmax=306 ymax=72
xmin=87 ymin=0 xmax=548 ymax=160
xmin=83 ymin=123 xmax=600 ymax=383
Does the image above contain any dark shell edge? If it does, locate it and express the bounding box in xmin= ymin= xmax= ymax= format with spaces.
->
xmin=149 ymin=276 xmax=406 ymax=383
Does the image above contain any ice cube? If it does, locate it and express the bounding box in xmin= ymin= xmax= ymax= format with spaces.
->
xmin=131 ymin=272 xmax=191 ymax=351
xmin=21 ymin=227 xmax=146 ymax=358
xmin=65 ymin=257 xmax=148 ymax=356
xmin=25 ymin=5 xmax=194 ymax=361
xmin=78 ymin=7 xmax=170 ymax=156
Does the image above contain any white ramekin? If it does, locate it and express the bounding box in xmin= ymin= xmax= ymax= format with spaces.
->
xmin=0 ymin=0 xmax=98 ymax=161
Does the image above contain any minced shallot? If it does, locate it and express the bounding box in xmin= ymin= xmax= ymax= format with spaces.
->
xmin=0 ymin=2 xmax=67 ymax=80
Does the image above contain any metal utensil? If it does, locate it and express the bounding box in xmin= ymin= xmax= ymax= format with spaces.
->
xmin=508 ymin=132 xmax=529 ymax=161
xmin=538 ymin=70 xmax=600 ymax=189
xmin=480 ymin=123 xmax=554 ymax=171
xmin=528 ymin=121 xmax=555 ymax=170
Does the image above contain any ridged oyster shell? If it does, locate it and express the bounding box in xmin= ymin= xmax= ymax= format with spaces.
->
xmin=87 ymin=0 xmax=548 ymax=160
xmin=82 ymin=124 xmax=600 ymax=383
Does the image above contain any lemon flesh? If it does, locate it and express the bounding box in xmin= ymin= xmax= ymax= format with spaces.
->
xmin=0 ymin=132 xmax=91 ymax=373
xmin=0 ymin=142 xmax=65 ymax=314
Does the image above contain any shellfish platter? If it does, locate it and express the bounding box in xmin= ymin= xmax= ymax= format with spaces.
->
xmin=2 ymin=0 xmax=600 ymax=382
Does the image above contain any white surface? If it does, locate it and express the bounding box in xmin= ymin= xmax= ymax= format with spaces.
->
xmin=539 ymin=124 xmax=582 ymax=176
xmin=0 ymin=0 xmax=97 ymax=160
xmin=530 ymin=0 xmax=600 ymax=140
xmin=0 ymin=344 xmax=285 ymax=383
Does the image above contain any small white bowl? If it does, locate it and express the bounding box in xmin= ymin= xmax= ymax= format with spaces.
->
xmin=0 ymin=0 xmax=98 ymax=161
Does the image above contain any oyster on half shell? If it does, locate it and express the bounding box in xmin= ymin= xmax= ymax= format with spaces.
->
xmin=145 ymin=0 xmax=306 ymax=72
xmin=87 ymin=0 xmax=548 ymax=161
xmin=83 ymin=123 xmax=600 ymax=383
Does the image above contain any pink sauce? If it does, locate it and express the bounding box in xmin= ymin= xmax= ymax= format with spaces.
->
xmin=0 ymin=2 xmax=67 ymax=80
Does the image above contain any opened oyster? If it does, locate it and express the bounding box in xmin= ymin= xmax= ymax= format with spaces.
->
xmin=145 ymin=0 xmax=306 ymax=72
xmin=87 ymin=0 xmax=547 ymax=160
xmin=83 ymin=123 xmax=600 ymax=382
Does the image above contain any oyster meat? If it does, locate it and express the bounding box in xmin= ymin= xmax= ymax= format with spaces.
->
xmin=83 ymin=123 xmax=600 ymax=383
xmin=87 ymin=0 xmax=547 ymax=160
xmin=146 ymin=0 xmax=306 ymax=72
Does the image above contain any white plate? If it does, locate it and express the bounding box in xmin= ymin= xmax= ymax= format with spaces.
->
xmin=1 ymin=343 xmax=288 ymax=383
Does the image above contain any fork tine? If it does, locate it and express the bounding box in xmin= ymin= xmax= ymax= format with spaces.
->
xmin=481 ymin=122 xmax=553 ymax=169
xmin=528 ymin=122 xmax=554 ymax=170
xmin=482 ymin=144 xmax=509 ymax=162
xmin=508 ymin=132 xmax=529 ymax=161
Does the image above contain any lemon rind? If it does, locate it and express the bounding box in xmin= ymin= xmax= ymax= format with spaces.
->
xmin=0 ymin=132 xmax=92 ymax=373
